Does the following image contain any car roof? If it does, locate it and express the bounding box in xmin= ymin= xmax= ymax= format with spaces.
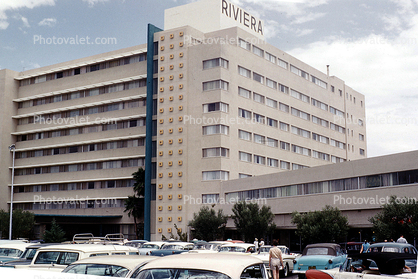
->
xmin=221 ymin=243 xmax=254 ymax=248
xmin=139 ymin=253 xmax=263 ymax=278
xmin=0 ymin=242 xmax=33 ymax=250
xmin=305 ymin=243 xmax=341 ymax=248
xmin=162 ymin=242 xmax=192 ymax=246
xmin=369 ymin=242 xmax=414 ymax=248
xmin=67 ymin=255 xmax=158 ymax=269
xmin=36 ymin=244 xmax=138 ymax=253
xmin=140 ymin=241 xmax=166 ymax=245
xmin=26 ymin=243 xmax=61 ymax=249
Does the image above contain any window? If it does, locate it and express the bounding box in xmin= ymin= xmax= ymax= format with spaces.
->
xmin=330 ymin=139 xmax=346 ymax=149
xmin=252 ymin=45 xmax=264 ymax=57
xmin=90 ymin=64 xmax=100 ymax=72
xmin=312 ymin=98 xmax=328 ymax=111
xmin=202 ymin=147 xmax=229 ymax=158
xmin=253 ymin=92 xmax=264 ymax=103
xmin=311 ymin=76 xmax=327 ymax=89
xmin=359 ymin=134 xmax=365 ymax=141
xmin=267 ymin=158 xmax=278 ymax=167
xmin=312 ymin=133 xmax=329 ymax=144
xmin=279 ymin=84 xmax=289 ymax=94
xmin=267 ymin=118 xmax=278 ymax=128
xmin=253 ymin=113 xmax=265 ymax=124
xmin=202 ymin=125 xmax=229 ymax=135
xmin=35 ymin=75 xmax=46 ymax=84
xmin=203 ymin=102 xmax=229 ymax=113
xmin=278 ymin=58 xmax=288 ymax=69
xmin=312 ymin=150 xmax=330 ymax=161
xmin=290 ymin=65 xmax=309 ymax=80
xmin=253 ymin=72 xmax=264 ymax=84
xmin=267 ymin=138 xmax=278 ymax=147
xmin=265 ymin=52 xmax=276 ymax=63
xmin=238 ymin=66 xmax=251 ymax=78
xmin=331 ymin=156 xmax=345 ymax=163
xmin=360 ymin=148 xmax=365 ymax=155
xmin=358 ymin=119 xmax=364 ymax=126
xmin=239 ymin=173 xmax=252 ymax=178
xmin=266 ymin=78 xmax=277 ymax=89
xmin=280 ymin=122 xmax=289 ymax=131
xmin=330 ymin=106 xmax=344 ymax=117
xmin=239 ymin=38 xmax=251 ymax=50
xmin=238 ymin=130 xmax=251 ymax=141
xmin=266 ymin=98 xmax=277 ymax=108
xmin=202 ymin=171 xmax=229 ymax=181
xmin=293 ymin=163 xmax=308 ymax=170
xmin=291 ymin=126 xmax=310 ymax=138
xmin=330 ymin=123 xmax=346 ymax=133
xmin=238 ymin=87 xmax=251 ymax=98
xmin=203 ymin=58 xmax=228 ymax=69
xmin=291 ymin=108 xmax=310 ymax=120
xmin=254 ymin=134 xmax=265 ymax=144
xmin=279 ymin=103 xmax=289 ymax=113
xmin=203 ymin=80 xmax=229 ymax=91
xmin=292 ymin=144 xmax=311 ymax=156
xmin=254 ymin=155 xmax=265 ymax=165
xmin=280 ymin=141 xmax=290 ymax=151
xmin=312 ymin=116 xmax=329 ymax=128
xmin=291 ymin=89 xmax=309 ymax=103
xmin=238 ymin=108 xmax=251 ymax=119
xmin=239 ymin=151 xmax=252 ymax=162
xmin=280 ymin=161 xmax=290 ymax=170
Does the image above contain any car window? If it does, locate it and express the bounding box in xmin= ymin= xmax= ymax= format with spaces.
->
xmin=34 ymin=251 xmax=79 ymax=265
xmin=0 ymin=248 xmax=22 ymax=257
xmin=241 ymin=264 xmax=265 ymax=279
xmin=142 ymin=244 xmax=159 ymax=249
xmin=305 ymin=248 xmax=331 ymax=255
xmin=20 ymin=248 xmax=37 ymax=260
xmin=135 ymin=269 xmax=231 ymax=279
xmin=90 ymin=253 xmax=109 ymax=257
xmin=63 ymin=263 xmax=129 ymax=277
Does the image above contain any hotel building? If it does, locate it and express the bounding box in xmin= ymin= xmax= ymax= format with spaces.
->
xmin=0 ymin=0 xmax=368 ymax=240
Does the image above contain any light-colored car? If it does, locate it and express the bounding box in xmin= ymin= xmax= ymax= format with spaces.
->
xmin=218 ymin=243 xmax=256 ymax=253
xmin=293 ymin=243 xmax=347 ymax=279
xmin=124 ymin=240 xmax=149 ymax=248
xmin=0 ymin=242 xmax=34 ymax=263
xmin=188 ymin=241 xmax=225 ymax=253
xmin=62 ymin=255 xmax=158 ymax=277
xmin=137 ymin=241 xmax=166 ymax=255
xmin=0 ymin=243 xmax=60 ymax=268
xmin=0 ymin=267 xmax=107 ymax=279
xmin=253 ymin=245 xmax=297 ymax=277
xmin=149 ymin=242 xmax=194 ymax=256
xmin=22 ymin=244 xmax=139 ymax=272
xmin=127 ymin=252 xmax=269 ymax=279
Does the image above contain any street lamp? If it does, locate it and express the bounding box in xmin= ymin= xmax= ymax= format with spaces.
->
xmin=8 ymin=144 xmax=16 ymax=240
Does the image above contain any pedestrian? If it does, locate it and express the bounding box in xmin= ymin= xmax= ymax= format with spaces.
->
xmin=254 ymin=238 xmax=259 ymax=252
xmin=397 ymin=235 xmax=408 ymax=243
xmin=360 ymin=240 xmax=370 ymax=253
xmin=259 ymin=238 xmax=265 ymax=247
xmin=269 ymin=239 xmax=284 ymax=279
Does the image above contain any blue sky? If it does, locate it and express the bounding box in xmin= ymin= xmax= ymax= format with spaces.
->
xmin=1 ymin=0 xmax=418 ymax=158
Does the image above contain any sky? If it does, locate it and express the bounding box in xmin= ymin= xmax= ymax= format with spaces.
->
xmin=1 ymin=0 xmax=418 ymax=158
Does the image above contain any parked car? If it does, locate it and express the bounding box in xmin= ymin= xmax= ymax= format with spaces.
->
xmin=252 ymin=245 xmax=297 ymax=277
xmin=124 ymin=240 xmax=148 ymax=248
xmin=148 ymin=242 xmax=193 ymax=256
xmin=366 ymin=242 xmax=417 ymax=272
xmin=20 ymin=243 xmax=139 ymax=272
xmin=137 ymin=241 xmax=166 ymax=255
xmin=62 ymin=255 xmax=158 ymax=277
xmin=0 ymin=243 xmax=60 ymax=268
xmin=293 ymin=243 xmax=347 ymax=279
xmin=0 ymin=242 xmax=34 ymax=263
xmin=218 ymin=243 xmax=256 ymax=253
xmin=188 ymin=241 xmax=224 ymax=253
xmin=312 ymin=251 xmax=418 ymax=279
xmin=127 ymin=252 xmax=269 ymax=279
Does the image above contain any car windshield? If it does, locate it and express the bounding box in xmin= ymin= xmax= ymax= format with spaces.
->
xmin=142 ymin=244 xmax=160 ymax=249
xmin=0 ymin=248 xmax=23 ymax=257
xmin=63 ymin=263 xmax=129 ymax=277
xmin=305 ymin=247 xmax=333 ymax=256
xmin=219 ymin=246 xmax=246 ymax=253
xmin=193 ymin=244 xmax=211 ymax=250
xmin=20 ymin=248 xmax=38 ymax=259
xmin=134 ymin=268 xmax=231 ymax=279
xmin=34 ymin=251 xmax=79 ymax=265
xmin=161 ymin=245 xmax=183 ymax=250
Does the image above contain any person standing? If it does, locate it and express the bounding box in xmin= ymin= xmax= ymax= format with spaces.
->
xmin=269 ymin=239 xmax=284 ymax=279
xmin=360 ymin=240 xmax=370 ymax=253
xmin=259 ymin=238 xmax=265 ymax=247
xmin=397 ymin=235 xmax=408 ymax=243
xmin=254 ymin=238 xmax=259 ymax=252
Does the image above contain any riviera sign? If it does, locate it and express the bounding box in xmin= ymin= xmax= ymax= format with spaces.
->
xmin=221 ymin=0 xmax=263 ymax=35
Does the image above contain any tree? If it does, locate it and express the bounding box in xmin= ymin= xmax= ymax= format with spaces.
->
xmin=291 ymin=205 xmax=349 ymax=244
xmin=231 ymin=201 xmax=276 ymax=243
xmin=0 ymin=209 xmax=35 ymax=239
xmin=188 ymin=206 xmax=228 ymax=241
xmin=43 ymin=219 xmax=66 ymax=243
xmin=124 ymin=168 xmax=145 ymax=239
xmin=369 ymin=195 xmax=418 ymax=242
xmin=162 ymin=224 xmax=188 ymax=242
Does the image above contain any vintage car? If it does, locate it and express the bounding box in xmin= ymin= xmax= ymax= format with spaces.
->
xmin=367 ymin=242 xmax=418 ymax=254
xmin=188 ymin=241 xmax=225 ymax=253
xmin=148 ymin=242 xmax=194 ymax=256
xmin=62 ymin=255 xmax=158 ymax=277
xmin=137 ymin=241 xmax=166 ymax=255
xmin=127 ymin=252 xmax=269 ymax=279
xmin=0 ymin=243 xmax=60 ymax=268
xmin=124 ymin=240 xmax=148 ymax=248
xmin=293 ymin=243 xmax=347 ymax=279
xmin=252 ymin=245 xmax=297 ymax=277
xmin=0 ymin=268 xmax=107 ymax=279
xmin=308 ymin=252 xmax=418 ymax=279
xmin=0 ymin=242 xmax=34 ymax=263
xmin=20 ymin=243 xmax=139 ymax=272
xmin=218 ymin=243 xmax=256 ymax=253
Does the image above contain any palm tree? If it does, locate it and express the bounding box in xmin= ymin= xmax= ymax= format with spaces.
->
xmin=124 ymin=168 xmax=145 ymax=239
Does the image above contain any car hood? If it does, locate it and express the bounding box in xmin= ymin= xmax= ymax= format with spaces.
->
xmin=296 ymin=255 xmax=337 ymax=264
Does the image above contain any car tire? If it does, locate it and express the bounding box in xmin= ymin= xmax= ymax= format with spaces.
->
xmin=280 ymin=264 xmax=289 ymax=277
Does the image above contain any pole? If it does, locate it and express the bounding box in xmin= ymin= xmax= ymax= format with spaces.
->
xmin=9 ymin=144 xmax=16 ymax=240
